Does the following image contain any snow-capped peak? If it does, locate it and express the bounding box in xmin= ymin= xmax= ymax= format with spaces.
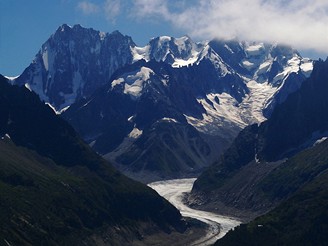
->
xmin=131 ymin=35 xmax=205 ymax=68
xmin=14 ymin=24 xmax=313 ymax=126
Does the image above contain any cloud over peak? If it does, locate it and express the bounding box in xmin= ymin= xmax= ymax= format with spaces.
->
xmin=77 ymin=0 xmax=328 ymax=53
xmin=77 ymin=0 xmax=121 ymax=23
xmin=132 ymin=0 xmax=328 ymax=53
xmin=77 ymin=1 xmax=100 ymax=15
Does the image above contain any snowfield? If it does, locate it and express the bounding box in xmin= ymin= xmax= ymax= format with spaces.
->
xmin=148 ymin=178 xmax=241 ymax=245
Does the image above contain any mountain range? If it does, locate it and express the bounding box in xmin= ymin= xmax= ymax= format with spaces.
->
xmin=12 ymin=24 xmax=313 ymax=181
xmin=3 ymin=23 xmax=328 ymax=245
xmin=190 ymin=58 xmax=328 ymax=244
xmin=0 ymin=74 xmax=189 ymax=245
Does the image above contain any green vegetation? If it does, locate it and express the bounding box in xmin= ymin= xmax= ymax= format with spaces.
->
xmin=216 ymin=139 xmax=328 ymax=246
xmin=196 ymin=60 xmax=328 ymax=245
xmin=0 ymin=138 xmax=182 ymax=245
xmin=259 ymin=140 xmax=328 ymax=201
xmin=216 ymin=170 xmax=328 ymax=246
xmin=193 ymin=124 xmax=258 ymax=191
xmin=0 ymin=75 xmax=183 ymax=245
xmin=194 ymin=59 xmax=328 ymax=193
xmin=257 ymin=59 xmax=328 ymax=161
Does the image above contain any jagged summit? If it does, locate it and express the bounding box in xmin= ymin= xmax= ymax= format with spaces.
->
xmin=14 ymin=24 xmax=312 ymax=115
xmin=62 ymin=46 xmax=312 ymax=179
xmin=15 ymin=25 xmax=135 ymax=112
xmin=12 ymin=24 xmax=313 ymax=179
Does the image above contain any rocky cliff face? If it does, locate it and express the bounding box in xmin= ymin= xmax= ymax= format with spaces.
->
xmin=15 ymin=24 xmax=135 ymax=112
xmin=12 ymin=24 xmax=313 ymax=180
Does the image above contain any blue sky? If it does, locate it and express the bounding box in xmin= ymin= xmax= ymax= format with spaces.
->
xmin=1 ymin=0 xmax=327 ymax=76
xmin=0 ymin=0 xmax=182 ymax=76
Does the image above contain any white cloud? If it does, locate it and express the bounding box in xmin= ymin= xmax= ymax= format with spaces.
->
xmin=77 ymin=0 xmax=121 ymax=23
xmin=104 ymin=0 xmax=121 ymax=23
xmin=77 ymin=1 xmax=100 ymax=15
xmin=131 ymin=0 xmax=328 ymax=53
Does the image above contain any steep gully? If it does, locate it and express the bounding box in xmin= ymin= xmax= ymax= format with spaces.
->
xmin=148 ymin=178 xmax=241 ymax=245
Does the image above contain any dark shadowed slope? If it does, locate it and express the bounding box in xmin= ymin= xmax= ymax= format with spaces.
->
xmin=0 ymin=75 xmax=184 ymax=245
xmin=216 ymin=139 xmax=328 ymax=246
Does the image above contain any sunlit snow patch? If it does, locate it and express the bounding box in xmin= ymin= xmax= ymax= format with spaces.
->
xmin=172 ymin=54 xmax=199 ymax=68
xmin=24 ymin=83 xmax=32 ymax=91
xmin=300 ymin=58 xmax=313 ymax=77
xmin=185 ymin=93 xmax=246 ymax=136
xmin=242 ymin=60 xmax=256 ymax=70
xmin=41 ymin=46 xmax=55 ymax=72
xmin=128 ymin=127 xmax=143 ymax=139
xmin=1 ymin=134 xmax=11 ymax=140
xmin=111 ymin=78 xmax=124 ymax=87
xmin=111 ymin=67 xmax=154 ymax=99
xmin=160 ymin=117 xmax=179 ymax=123
xmin=132 ymin=36 xmax=204 ymax=68
xmin=314 ymin=137 xmax=328 ymax=146
xmin=273 ymin=56 xmax=313 ymax=85
xmin=245 ymin=43 xmax=265 ymax=57
xmin=124 ymin=67 xmax=153 ymax=98
xmin=256 ymin=61 xmax=272 ymax=76
xmin=45 ymin=103 xmax=70 ymax=115
xmin=4 ymin=75 xmax=19 ymax=81
xmin=131 ymin=45 xmax=150 ymax=62
xmin=185 ymin=80 xmax=279 ymax=135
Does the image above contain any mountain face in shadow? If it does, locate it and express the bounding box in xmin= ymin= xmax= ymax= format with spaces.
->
xmin=0 ymin=75 xmax=184 ymax=245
